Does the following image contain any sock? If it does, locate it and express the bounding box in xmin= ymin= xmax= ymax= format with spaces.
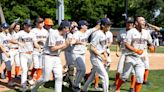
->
xmin=94 ymin=75 xmax=99 ymax=88
xmin=116 ymin=78 xmax=124 ymax=91
xmin=7 ymin=71 xmax=12 ymax=81
xmin=130 ymin=75 xmax=136 ymax=89
xmin=35 ymin=69 xmax=42 ymax=80
xmin=84 ymin=73 xmax=91 ymax=82
xmin=144 ymin=69 xmax=149 ymax=82
xmin=30 ymin=68 xmax=36 ymax=78
xmin=115 ymin=73 xmax=120 ymax=86
xmin=135 ymin=83 xmax=142 ymax=92
xmin=15 ymin=66 xmax=20 ymax=76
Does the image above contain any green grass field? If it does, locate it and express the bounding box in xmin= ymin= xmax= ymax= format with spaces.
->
xmin=6 ymin=70 xmax=164 ymax=92
xmin=110 ymin=45 xmax=164 ymax=53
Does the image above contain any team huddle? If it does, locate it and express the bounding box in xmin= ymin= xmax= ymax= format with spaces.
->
xmin=0 ymin=16 xmax=155 ymax=92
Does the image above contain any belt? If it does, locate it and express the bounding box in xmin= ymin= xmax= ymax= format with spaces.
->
xmin=11 ymin=48 xmax=18 ymax=50
xmin=44 ymin=53 xmax=59 ymax=56
xmin=24 ymin=51 xmax=33 ymax=54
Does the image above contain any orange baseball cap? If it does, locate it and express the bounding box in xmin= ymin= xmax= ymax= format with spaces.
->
xmin=44 ymin=18 xmax=54 ymax=26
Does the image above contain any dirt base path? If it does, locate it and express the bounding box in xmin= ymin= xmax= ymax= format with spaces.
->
xmin=0 ymin=51 xmax=164 ymax=91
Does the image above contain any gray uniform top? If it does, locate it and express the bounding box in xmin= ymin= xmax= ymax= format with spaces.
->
xmin=125 ymin=28 xmax=152 ymax=57
xmin=90 ymin=30 xmax=107 ymax=59
xmin=72 ymin=28 xmax=96 ymax=54
xmin=64 ymin=32 xmax=73 ymax=52
xmin=31 ymin=28 xmax=49 ymax=49
xmin=15 ymin=30 xmax=37 ymax=53
xmin=117 ymin=29 xmax=128 ymax=53
xmin=10 ymin=31 xmax=19 ymax=49
xmin=43 ymin=29 xmax=65 ymax=56
xmin=0 ymin=32 xmax=12 ymax=52
xmin=106 ymin=31 xmax=113 ymax=44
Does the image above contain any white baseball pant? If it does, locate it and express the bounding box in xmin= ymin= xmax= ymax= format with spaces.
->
xmin=82 ymin=57 xmax=109 ymax=92
xmin=121 ymin=56 xmax=145 ymax=83
xmin=141 ymin=50 xmax=149 ymax=69
xmin=32 ymin=50 xmax=43 ymax=69
xmin=72 ymin=53 xmax=86 ymax=88
xmin=20 ymin=53 xmax=33 ymax=86
xmin=65 ymin=51 xmax=74 ymax=66
xmin=116 ymin=53 xmax=126 ymax=74
xmin=32 ymin=54 xmax=63 ymax=92
xmin=117 ymin=53 xmax=136 ymax=75
xmin=1 ymin=51 xmax=13 ymax=71
xmin=10 ymin=49 xmax=20 ymax=66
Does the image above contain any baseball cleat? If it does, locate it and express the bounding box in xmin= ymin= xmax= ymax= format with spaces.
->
xmin=22 ymin=85 xmax=27 ymax=92
xmin=143 ymin=81 xmax=151 ymax=86
xmin=72 ymin=86 xmax=81 ymax=92
xmin=15 ymin=75 xmax=21 ymax=80
xmin=30 ymin=85 xmax=37 ymax=92
xmin=0 ymin=73 xmax=6 ymax=79
xmin=28 ymin=79 xmax=36 ymax=85
xmin=129 ymin=88 xmax=134 ymax=92
xmin=8 ymin=81 xmax=16 ymax=87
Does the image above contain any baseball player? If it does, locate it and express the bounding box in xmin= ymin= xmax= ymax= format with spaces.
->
xmin=71 ymin=20 xmax=99 ymax=92
xmin=0 ymin=23 xmax=16 ymax=86
xmin=28 ymin=17 xmax=49 ymax=84
xmin=82 ymin=18 xmax=112 ymax=92
xmin=113 ymin=17 xmax=136 ymax=92
xmin=115 ymin=16 xmax=154 ymax=92
xmin=142 ymin=23 xmax=155 ymax=85
xmin=93 ymin=19 xmax=113 ymax=90
xmin=14 ymin=19 xmax=40 ymax=91
xmin=63 ymin=21 xmax=78 ymax=87
xmin=9 ymin=18 xmax=21 ymax=78
xmin=31 ymin=20 xmax=71 ymax=92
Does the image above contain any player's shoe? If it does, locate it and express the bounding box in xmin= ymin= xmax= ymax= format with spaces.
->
xmin=30 ymin=84 xmax=37 ymax=92
xmin=143 ymin=81 xmax=151 ymax=85
xmin=110 ymin=82 xmax=116 ymax=90
xmin=0 ymin=72 xmax=6 ymax=79
xmin=129 ymin=88 xmax=134 ymax=92
xmin=8 ymin=81 xmax=16 ymax=87
xmin=94 ymin=86 xmax=103 ymax=91
xmin=28 ymin=79 xmax=36 ymax=85
xmin=22 ymin=85 xmax=27 ymax=92
xmin=15 ymin=75 xmax=21 ymax=80
xmin=72 ymin=86 xmax=81 ymax=92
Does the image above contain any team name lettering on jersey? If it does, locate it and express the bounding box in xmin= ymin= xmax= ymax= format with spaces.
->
xmin=100 ymin=39 xmax=107 ymax=46
xmin=3 ymin=40 xmax=9 ymax=44
xmin=55 ymin=41 xmax=64 ymax=46
xmin=80 ymin=38 xmax=87 ymax=42
xmin=132 ymin=38 xmax=147 ymax=44
xmin=36 ymin=36 xmax=47 ymax=39
xmin=20 ymin=38 xmax=33 ymax=42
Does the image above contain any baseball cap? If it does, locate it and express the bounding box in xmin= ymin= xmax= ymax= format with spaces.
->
xmin=35 ymin=17 xmax=44 ymax=23
xmin=78 ymin=20 xmax=89 ymax=27
xmin=96 ymin=20 xmax=101 ymax=24
xmin=44 ymin=18 xmax=54 ymax=26
xmin=60 ymin=20 xmax=71 ymax=28
xmin=24 ymin=19 xmax=32 ymax=26
xmin=1 ymin=23 xmax=9 ymax=29
xmin=126 ymin=17 xmax=134 ymax=23
xmin=100 ymin=18 xmax=113 ymax=25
